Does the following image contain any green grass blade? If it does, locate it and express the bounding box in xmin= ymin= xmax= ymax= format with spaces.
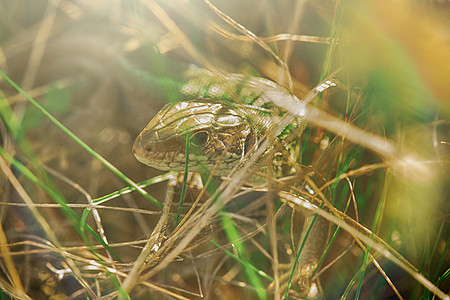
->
xmin=283 ymin=209 xmax=321 ymax=300
xmin=176 ymin=133 xmax=190 ymax=226
xmin=209 ymin=240 xmax=273 ymax=281
xmin=0 ymin=69 xmax=162 ymax=209
xmin=0 ymin=147 xmax=121 ymax=262
xmin=93 ymin=172 xmax=175 ymax=205
xmin=0 ymin=290 xmax=8 ymax=300
xmin=219 ymin=210 xmax=267 ymax=300
xmin=355 ymin=170 xmax=392 ymax=299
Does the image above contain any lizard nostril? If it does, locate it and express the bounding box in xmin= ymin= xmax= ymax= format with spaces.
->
xmin=137 ymin=130 xmax=160 ymax=153
xmin=141 ymin=130 xmax=158 ymax=144
xmin=139 ymin=138 xmax=152 ymax=153
xmin=132 ymin=130 xmax=157 ymax=157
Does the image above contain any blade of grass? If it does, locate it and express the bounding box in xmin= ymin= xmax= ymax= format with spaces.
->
xmin=0 ymin=88 xmax=62 ymax=199
xmin=435 ymin=267 xmax=450 ymax=289
xmin=219 ymin=210 xmax=267 ymax=300
xmin=1 ymin=87 xmax=122 ymax=296
xmin=93 ymin=172 xmax=175 ymax=205
xmin=0 ymin=151 xmax=97 ymax=297
xmin=0 ymin=291 xmax=8 ymax=300
xmin=318 ymin=0 xmax=346 ymax=84
xmin=209 ymin=240 xmax=273 ymax=281
xmin=424 ymin=232 xmax=450 ymax=299
xmin=432 ymin=225 xmax=450 ymax=281
xmin=282 ymin=191 xmax=449 ymax=300
xmin=0 ymin=147 xmax=121 ymax=262
xmin=283 ymin=205 xmax=323 ymax=300
xmin=355 ymin=170 xmax=392 ymax=299
xmin=0 ymin=69 xmax=162 ymax=209
xmin=176 ymin=133 xmax=190 ymax=226
xmin=312 ymin=187 xmax=354 ymax=279
xmin=0 ymin=209 xmax=26 ymax=295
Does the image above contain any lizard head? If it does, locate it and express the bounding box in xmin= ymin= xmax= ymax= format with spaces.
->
xmin=133 ymin=99 xmax=259 ymax=175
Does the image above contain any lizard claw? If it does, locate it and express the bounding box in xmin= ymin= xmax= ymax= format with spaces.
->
xmin=298 ymin=264 xmax=323 ymax=300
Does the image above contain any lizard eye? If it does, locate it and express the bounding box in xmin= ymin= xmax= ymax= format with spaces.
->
xmin=190 ymin=131 xmax=209 ymax=148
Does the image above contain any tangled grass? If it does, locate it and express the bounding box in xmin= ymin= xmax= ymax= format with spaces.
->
xmin=0 ymin=0 xmax=448 ymax=299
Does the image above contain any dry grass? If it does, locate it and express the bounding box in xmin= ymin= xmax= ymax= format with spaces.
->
xmin=0 ymin=0 xmax=449 ymax=299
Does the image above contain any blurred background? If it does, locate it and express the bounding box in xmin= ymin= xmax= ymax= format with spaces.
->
xmin=0 ymin=0 xmax=449 ymax=299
